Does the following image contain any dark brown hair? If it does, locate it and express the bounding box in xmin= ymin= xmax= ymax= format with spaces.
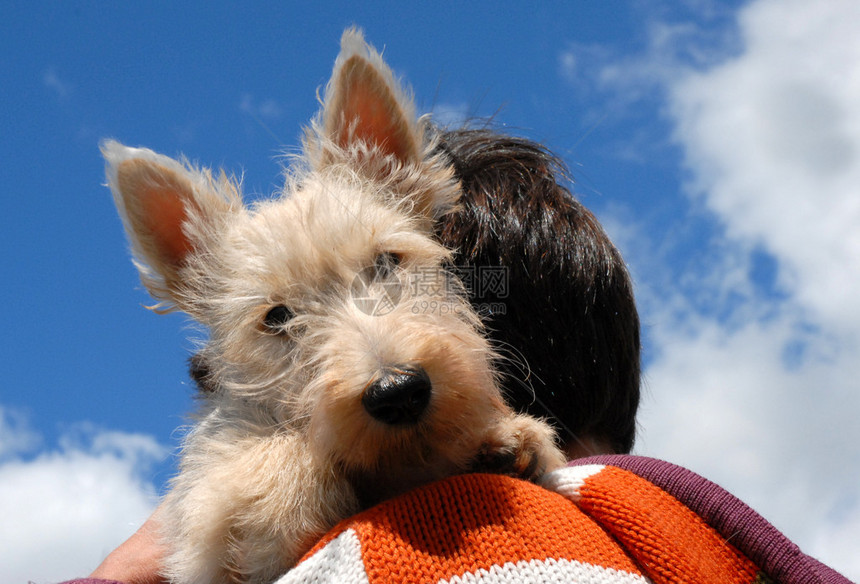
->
xmin=435 ymin=128 xmax=640 ymax=454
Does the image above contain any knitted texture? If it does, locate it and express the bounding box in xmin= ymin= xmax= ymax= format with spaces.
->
xmin=577 ymin=455 xmax=854 ymax=584
xmin=548 ymin=465 xmax=761 ymax=584
xmin=278 ymin=462 xmax=793 ymax=584
xmin=62 ymin=458 xmax=853 ymax=584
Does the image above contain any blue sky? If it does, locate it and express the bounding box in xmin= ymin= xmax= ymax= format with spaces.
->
xmin=3 ymin=1 xmax=859 ymax=581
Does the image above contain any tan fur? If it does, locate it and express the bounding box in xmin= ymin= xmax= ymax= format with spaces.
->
xmin=103 ymin=28 xmax=565 ymax=584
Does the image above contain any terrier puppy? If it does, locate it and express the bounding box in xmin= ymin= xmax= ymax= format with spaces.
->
xmin=103 ymin=28 xmax=565 ymax=584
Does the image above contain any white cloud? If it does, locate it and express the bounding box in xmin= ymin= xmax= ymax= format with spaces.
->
xmin=638 ymin=309 xmax=860 ymax=535
xmin=0 ymin=407 xmax=166 ymax=584
xmin=0 ymin=407 xmax=41 ymax=459
xmin=43 ymin=67 xmax=71 ymax=99
xmin=576 ymin=0 xmax=860 ymax=580
xmin=240 ymin=93 xmax=284 ymax=121
xmin=559 ymin=18 xmax=735 ymax=115
xmin=429 ymin=102 xmax=471 ymax=128
xmin=669 ymin=0 xmax=860 ymax=331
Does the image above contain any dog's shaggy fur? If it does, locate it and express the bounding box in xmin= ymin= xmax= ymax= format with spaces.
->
xmin=104 ymin=29 xmax=564 ymax=584
xmin=192 ymin=129 xmax=643 ymax=456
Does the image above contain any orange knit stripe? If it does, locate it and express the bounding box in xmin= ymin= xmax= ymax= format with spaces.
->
xmin=332 ymin=473 xmax=642 ymax=583
xmin=577 ymin=465 xmax=761 ymax=584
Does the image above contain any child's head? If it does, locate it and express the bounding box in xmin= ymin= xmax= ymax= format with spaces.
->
xmin=436 ymin=128 xmax=641 ymax=455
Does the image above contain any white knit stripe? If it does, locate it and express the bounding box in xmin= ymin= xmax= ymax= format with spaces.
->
xmin=274 ymin=528 xmax=369 ymax=584
xmin=439 ymin=557 xmax=651 ymax=584
xmin=540 ymin=464 xmax=606 ymax=502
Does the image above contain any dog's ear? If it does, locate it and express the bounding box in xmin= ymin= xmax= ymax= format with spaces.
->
xmin=311 ymin=28 xmax=460 ymax=222
xmin=101 ymin=140 xmax=239 ymax=310
xmin=320 ymin=27 xmax=421 ymax=166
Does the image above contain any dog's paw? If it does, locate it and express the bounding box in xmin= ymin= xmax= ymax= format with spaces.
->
xmin=471 ymin=414 xmax=566 ymax=482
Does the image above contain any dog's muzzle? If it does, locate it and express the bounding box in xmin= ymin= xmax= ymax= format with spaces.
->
xmin=362 ymin=367 xmax=431 ymax=425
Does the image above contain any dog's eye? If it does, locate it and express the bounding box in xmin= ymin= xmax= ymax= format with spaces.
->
xmin=262 ymin=305 xmax=294 ymax=332
xmin=374 ymin=252 xmax=402 ymax=279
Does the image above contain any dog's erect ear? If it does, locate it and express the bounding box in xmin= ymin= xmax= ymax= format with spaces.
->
xmin=101 ymin=140 xmax=239 ymax=310
xmin=310 ymin=28 xmax=461 ymax=222
xmin=320 ymin=28 xmax=422 ymax=166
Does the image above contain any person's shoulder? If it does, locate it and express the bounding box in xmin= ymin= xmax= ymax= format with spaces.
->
xmin=279 ymin=472 xmax=642 ymax=584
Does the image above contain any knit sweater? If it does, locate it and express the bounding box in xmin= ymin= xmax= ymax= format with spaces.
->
xmin=65 ymin=456 xmax=853 ymax=584
xmin=277 ymin=456 xmax=852 ymax=584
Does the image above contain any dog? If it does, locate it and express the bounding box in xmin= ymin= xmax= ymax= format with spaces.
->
xmin=103 ymin=28 xmax=565 ymax=584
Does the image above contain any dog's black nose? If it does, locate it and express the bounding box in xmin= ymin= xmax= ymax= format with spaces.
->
xmin=362 ymin=367 xmax=431 ymax=425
